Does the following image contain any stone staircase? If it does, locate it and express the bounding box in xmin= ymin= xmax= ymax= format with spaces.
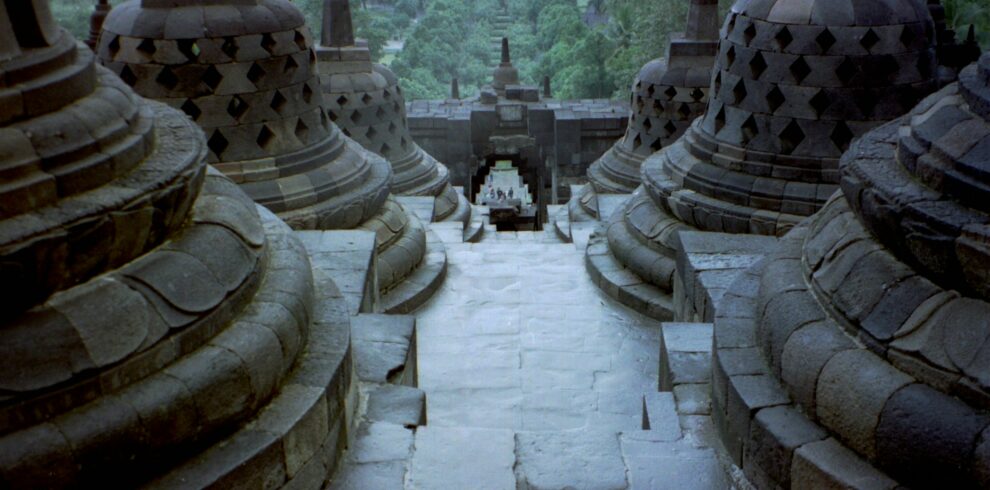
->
xmin=326 ymin=227 xmax=738 ymax=489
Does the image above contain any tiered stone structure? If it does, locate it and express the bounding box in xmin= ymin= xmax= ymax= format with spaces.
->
xmin=589 ymin=0 xmax=940 ymax=319
xmin=585 ymin=0 xmax=719 ymax=196
xmin=96 ymin=0 xmax=441 ymax=307
xmin=493 ymin=37 xmax=520 ymax=96
xmin=317 ymin=0 xmax=469 ymax=223
xmin=0 ymin=2 xmax=354 ymax=486
xmin=710 ymin=49 xmax=990 ymax=489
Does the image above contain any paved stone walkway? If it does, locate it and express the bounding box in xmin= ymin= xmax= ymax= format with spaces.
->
xmin=332 ymin=225 xmax=730 ymax=489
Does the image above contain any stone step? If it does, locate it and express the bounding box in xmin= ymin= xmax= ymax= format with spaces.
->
xmin=516 ymin=429 xmax=628 ymax=490
xmin=350 ymin=314 xmax=417 ymax=385
xmin=382 ymin=226 xmax=448 ymax=314
xmin=547 ymin=204 xmax=572 ymax=243
xmin=660 ymin=323 xmax=714 ymax=418
xmin=395 ymin=196 xmax=436 ymax=225
xmin=329 ymin=422 xmax=415 ymax=490
xmin=365 ymin=385 xmax=426 ymax=428
xmin=620 ymin=432 xmax=729 ymax=489
xmin=463 ymin=205 xmax=487 ymax=243
xmin=407 ymin=426 xmax=516 ymax=489
xmin=298 ymin=229 xmax=378 ymax=315
xmin=642 ymin=392 xmax=683 ymax=441
xmin=596 ymin=193 xmax=632 ymax=222
xmin=585 ymin=229 xmax=674 ymax=321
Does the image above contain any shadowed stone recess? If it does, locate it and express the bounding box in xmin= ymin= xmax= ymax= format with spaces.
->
xmin=710 ymin=48 xmax=990 ymax=488
xmin=0 ymin=4 xmax=356 ymax=486
xmin=593 ymin=0 xmax=942 ymax=320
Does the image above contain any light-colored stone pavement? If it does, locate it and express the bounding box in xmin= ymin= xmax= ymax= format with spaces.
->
xmin=400 ymin=228 xmax=730 ymax=489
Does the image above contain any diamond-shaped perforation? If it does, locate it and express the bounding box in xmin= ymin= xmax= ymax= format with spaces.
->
xmin=836 ymin=57 xmax=858 ymax=83
xmin=222 ymin=37 xmax=238 ymax=59
xmin=270 ymin=90 xmax=287 ymax=114
xmin=741 ymin=115 xmax=758 ymax=145
xmin=138 ymin=38 xmax=156 ymax=56
xmin=790 ymin=57 xmax=811 ymax=83
xmin=646 ymin=85 xmax=655 ymax=97
xmin=651 ymin=138 xmax=664 ymax=152
xmin=860 ymin=28 xmax=880 ymax=50
xmin=257 ymin=125 xmax=275 ymax=149
xmin=664 ymin=121 xmax=677 ymax=136
xmin=337 ymin=95 xmax=348 ymax=107
xmin=690 ymin=88 xmax=705 ymax=102
xmin=816 ymin=28 xmax=836 ymax=52
xmin=809 ymin=89 xmax=830 ymax=117
xmin=900 ymin=25 xmax=917 ymax=47
xmin=376 ymin=106 xmax=386 ymax=119
xmin=726 ymin=14 xmax=737 ymax=35
xmin=388 ymin=121 xmax=397 ymax=134
xmin=284 ymin=56 xmax=299 ymax=74
xmin=328 ymin=110 xmax=339 ymax=122
xmin=119 ymin=65 xmax=137 ymax=86
xmin=302 ymin=84 xmax=314 ymax=104
xmin=664 ymin=86 xmax=677 ymax=100
xmin=366 ymin=126 xmax=378 ymax=139
xmin=380 ymin=142 xmax=392 ymax=156
xmin=180 ymin=99 xmax=201 ymax=120
xmin=362 ymin=93 xmax=374 ymax=105
xmin=713 ymin=72 xmax=722 ymax=94
xmin=642 ymin=117 xmax=653 ymax=131
xmin=294 ymin=30 xmax=308 ymax=50
xmin=636 ymin=96 xmax=645 ymax=110
xmin=744 ymin=23 xmax=757 ymax=45
xmin=854 ymin=91 xmax=877 ymax=117
xmin=732 ymin=79 xmax=748 ymax=104
xmin=177 ymin=39 xmax=200 ymax=61
xmin=107 ymin=35 xmax=121 ymax=58
xmin=261 ymin=33 xmax=277 ymax=54
xmin=749 ymin=52 xmax=768 ymax=79
xmin=775 ymin=26 xmax=793 ymax=50
xmin=156 ymin=66 xmax=179 ymax=90
xmin=652 ymin=99 xmax=664 ymax=114
xmin=203 ymin=65 xmax=223 ymax=91
xmin=714 ymin=107 xmax=726 ymax=134
xmin=383 ymin=89 xmax=392 ymax=100
xmin=247 ymin=63 xmax=266 ymax=86
xmin=227 ymin=95 xmax=248 ymax=120
xmin=677 ymin=103 xmax=692 ymax=119
xmin=725 ymin=46 xmax=736 ymax=68
xmin=779 ymin=120 xmax=805 ymax=154
xmin=831 ymin=121 xmax=854 ymax=151
xmin=350 ymin=110 xmax=362 ymax=124
xmin=400 ymin=137 xmax=408 ymax=149
xmin=208 ymin=130 xmax=229 ymax=157
xmin=632 ymin=134 xmax=643 ymax=150
xmin=766 ymin=86 xmax=785 ymax=113
xmin=295 ymin=118 xmax=309 ymax=142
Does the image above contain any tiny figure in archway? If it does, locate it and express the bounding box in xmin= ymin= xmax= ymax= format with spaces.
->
xmin=508 ymin=188 xmax=514 ymax=200
xmin=497 ymin=188 xmax=505 ymax=201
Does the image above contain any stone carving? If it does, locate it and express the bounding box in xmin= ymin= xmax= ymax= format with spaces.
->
xmin=710 ymin=48 xmax=990 ymax=489
xmin=590 ymin=0 xmax=942 ymax=319
xmin=0 ymin=2 xmax=354 ymax=486
xmin=317 ymin=0 xmax=468 ymax=223
xmin=586 ymin=0 xmax=720 ymax=196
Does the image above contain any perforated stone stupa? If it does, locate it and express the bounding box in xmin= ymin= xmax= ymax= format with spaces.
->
xmin=589 ymin=0 xmax=941 ymax=319
xmin=97 ymin=0 xmax=446 ymax=311
xmin=317 ymin=0 xmax=468 ymax=223
xmin=585 ymin=0 xmax=719 ymax=196
xmin=711 ymin=47 xmax=990 ymax=489
xmin=0 ymin=1 xmax=355 ymax=486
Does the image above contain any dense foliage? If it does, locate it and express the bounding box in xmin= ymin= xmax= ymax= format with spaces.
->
xmin=43 ymin=0 xmax=990 ymax=101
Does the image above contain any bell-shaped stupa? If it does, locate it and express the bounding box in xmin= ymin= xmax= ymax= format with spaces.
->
xmin=316 ymin=0 xmax=470 ymax=223
xmin=0 ymin=1 xmax=356 ymax=486
xmin=710 ymin=47 xmax=990 ymax=489
xmin=97 ymin=0 xmax=446 ymax=312
xmin=589 ymin=0 xmax=941 ymax=319
xmin=586 ymin=0 xmax=720 ymax=196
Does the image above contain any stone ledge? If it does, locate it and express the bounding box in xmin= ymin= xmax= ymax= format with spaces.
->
xmin=585 ymin=229 xmax=673 ymax=321
xmin=381 ymin=227 xmax=447 ymax=314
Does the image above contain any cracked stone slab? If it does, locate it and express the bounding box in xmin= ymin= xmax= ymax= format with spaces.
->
xmin=407 ymin=426 xmax=515 ymax=489
xmin=350 ymin=314 xmax=415 ymax=383
xmin=621 ymin=436 xmax=727 ymax=490
xmin=643 ymin=392 xmax=683 ymax=441
xmin=515 ymin=429 xmax=627 ymax=490
xmin=365 ymin=385 xmax=425 ymax=428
